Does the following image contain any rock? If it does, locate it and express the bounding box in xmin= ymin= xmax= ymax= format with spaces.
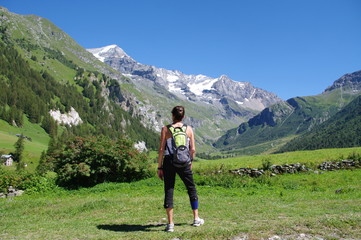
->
xmin=15 ymin=190 xmax=24 ymax=196
xmin=7 ymin=192 xmax=15 ymax=197
xmin=318 ymin=159 xmax=361 ymax=171
xmin=228 ymin=159 xmax=360 ymax=179
xmin=49 ymin=107 xmax=83 ymax=126
xmin=134 ymin=141 xmax=147 ymax=152
xmin=231 ymin=235 xmax=248 ymax=240
xmin=335 ymin=188 xmax=343 ymax=194
xmin=269 ymin=235 xmax=281 ymax=240
xmin=4 ymin=186 xmax=24 ymax=198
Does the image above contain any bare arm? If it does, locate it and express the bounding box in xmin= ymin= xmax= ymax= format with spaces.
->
xmin=157 ymin=126 xmax=168 ymax=180
xmin=187 ymin=126 xmax=196 ymax=160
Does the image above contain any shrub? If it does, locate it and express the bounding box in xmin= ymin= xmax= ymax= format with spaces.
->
xmin=261 ymin=158 xmax=273 ymax=170
xmin=20 ymin=174 xmax=58 ymax=194
xmin=0 ymin=169 xmax=26 ymax=193
xmin=53 ymin=135 xmax=152 ymax=188
xmin=347 ymin=152 xmax=361 ymax=162
xmin=0 ymin=169 xmax=57 ymax=194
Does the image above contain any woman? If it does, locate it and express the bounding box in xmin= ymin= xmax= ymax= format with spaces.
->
xmin=157 ymin=106 xmax=204 ymax=232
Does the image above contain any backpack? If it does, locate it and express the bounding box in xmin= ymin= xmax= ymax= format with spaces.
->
xmin=167 ymin=124 xmax=191 ymax=168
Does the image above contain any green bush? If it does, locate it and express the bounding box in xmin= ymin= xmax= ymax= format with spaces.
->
xmin=261 ymin=158 xmax=273 ymax=170
xmin=20 ymin=174 xmax=58 ymax=194
xmin=0 ymin=170 xmax=57 ymax=194
xmin=53 ymin=136 xmax=152 ymax=188
xmin=0 ymin=170 xmax=26 ymax=193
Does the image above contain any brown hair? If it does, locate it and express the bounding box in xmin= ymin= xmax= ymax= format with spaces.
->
xmin=171 ymin=106 xmax=185 ymax=122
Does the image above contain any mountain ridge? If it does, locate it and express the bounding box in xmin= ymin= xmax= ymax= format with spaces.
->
xmin=278 ymin=94 xmax=361 ymax=152
xmin=0 ymin=7 xmax=160 ymax=150
xmin=3 ymin=7 xmax=359 ymax=154
xmin=87 ymin=44 xmax=281 ymax=112
xmin=87 ymin=44 xmax=282 ymax=150
xmin=214 ymin=69 xmax=361 ymax=153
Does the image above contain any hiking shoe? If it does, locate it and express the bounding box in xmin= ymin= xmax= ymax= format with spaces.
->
xmin=193 ymin=218 xmax=204 ymax=227
xmin=165 ymin=223 xmax=174 ymax=232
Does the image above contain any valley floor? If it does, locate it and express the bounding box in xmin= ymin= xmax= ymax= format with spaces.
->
xmin=1 ymin=168 xmax=360 ymax=240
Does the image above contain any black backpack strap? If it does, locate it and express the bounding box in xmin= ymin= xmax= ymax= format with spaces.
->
xmin=165 ymin=124 xmax=175 ymax=155
xmin=182 ymin=124 xmax=188 ymax=132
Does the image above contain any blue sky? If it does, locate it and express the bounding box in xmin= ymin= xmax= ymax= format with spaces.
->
xmin=2 ymin=0 xmax=361 ymax=100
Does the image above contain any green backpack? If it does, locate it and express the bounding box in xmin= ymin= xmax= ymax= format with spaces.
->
xmin=167 ymin=124 xmax=191 ymax=168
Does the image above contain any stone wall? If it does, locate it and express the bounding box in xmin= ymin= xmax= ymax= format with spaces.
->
xmin=0 ymin=186 xmax=24 ymax=198
xmin=319 ymin=159 xmax=361 ymax=171
xmin=229 ymin=159 xmax=361 ymax=178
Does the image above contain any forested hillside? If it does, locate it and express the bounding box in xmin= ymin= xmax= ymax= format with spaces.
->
xmin=0 ymin=29 xmax=158 ymax=150
xmin=278 ymin=95 xmax=361 ymax=152
xmin=214 ymin=70 xmax=361 ymax=154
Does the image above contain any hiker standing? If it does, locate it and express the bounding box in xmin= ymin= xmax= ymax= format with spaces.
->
xmin=157 ymin=106 xmax=204 ymax=232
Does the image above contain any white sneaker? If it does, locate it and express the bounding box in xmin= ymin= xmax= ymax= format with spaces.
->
xmin=165 ymin=223 xmax=174 ymax=232
xmin=193 ymin=218 xmax=204 ymax=227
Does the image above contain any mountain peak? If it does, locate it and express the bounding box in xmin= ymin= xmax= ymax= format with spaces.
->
xmin=87 ymin=45 xmax=281 ymax=111
xmin=324 ymin=70 xmax=361 ymax=93
xmin=87 ymin=45 xmax=129 ymax=62
xmin=219 ymin=75 xmax=230 ymax=80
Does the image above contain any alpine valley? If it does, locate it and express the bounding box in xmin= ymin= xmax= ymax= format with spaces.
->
xmin=86 ymin=45 xmax=282 ymax=149
xmin=0 ymin=6 xmax=360 ymax=163
xmin=215 ymin=70 xmax=361 ymax=155
xmin=0 ymin=6 xmax=282 ymax=154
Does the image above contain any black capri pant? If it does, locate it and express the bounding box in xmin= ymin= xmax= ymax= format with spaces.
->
xmin=163 ymin=155 xmax=198 ymax=209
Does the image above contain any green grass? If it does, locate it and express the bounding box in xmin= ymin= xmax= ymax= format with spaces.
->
xmin=196 ymin=147 xmax=361 ymax=171
xmin=215 ymin=135 xmax=297 ymax=156
xmin=0 ymin=118 xmax=49 ymax=171
xmin=0 ymin=170 xmax=360 ymax=239
xmin=1 ymin=148 xmax=361 ymax=239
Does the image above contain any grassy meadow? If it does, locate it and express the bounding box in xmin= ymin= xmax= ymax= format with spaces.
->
xmin=1 ymin=148 xmax=361 ymax=240
xmin=0 ymin=119 xmax=49 ymax=171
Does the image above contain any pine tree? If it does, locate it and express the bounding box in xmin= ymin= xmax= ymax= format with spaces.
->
xmin=14 ymin=134 xmax=25 ymax=162
xmin=36 ymin=151 xmax=50 ymax=175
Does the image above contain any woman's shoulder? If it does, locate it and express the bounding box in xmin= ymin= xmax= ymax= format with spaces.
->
xmin=161 ymin=125 xmax=170 ymax=134
xmin=185 ymin=124 xmax=193 ymax=135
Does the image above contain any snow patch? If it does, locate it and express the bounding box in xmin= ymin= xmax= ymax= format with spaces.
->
xmin=167 ymin=74 xmax=179 ymax=82
xmin=188 ymin=77 xmax=218 ymax=96
xmin=87 ymin=44 xmax=128 ymax=62
xmin=168 ymin=83 xmax=182 ymax=92
xmin=49 ymin=107 xmax=83 ymax=126
xmin=249 ymin=89 xmax=256 ymax=99
xmin=93 ymin=53 xmax=105 ymax=62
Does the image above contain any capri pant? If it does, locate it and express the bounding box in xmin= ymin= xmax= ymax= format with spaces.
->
xmin=163 ymin=155 xmax=198 ymax=209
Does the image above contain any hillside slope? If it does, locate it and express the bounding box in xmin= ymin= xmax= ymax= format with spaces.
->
xmin=278 ymin=94 xmax=361 ymax=152
xmin=214 ymin=70 xmax=361 ymax=153
xmin=0 ymin=7 xmax=159 ymax=151
xmin=1 ymin=7 xmax=284 ymax=151
xmin=87 ymin=45 xmax=282 ymax=150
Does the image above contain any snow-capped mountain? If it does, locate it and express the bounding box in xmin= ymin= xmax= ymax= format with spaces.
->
xmin=87 ymin=45 xmax=281 ymax=112
xmin=87 ymin=45 xmax=282 ymax=149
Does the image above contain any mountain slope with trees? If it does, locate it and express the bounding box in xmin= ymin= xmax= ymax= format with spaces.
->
xmin=278 ymin=94 xmax=361 ymax=152
xmin=0 ymin=7 xmax=281 ymax=152
xmin=214 ymin=70 xmax=361 ymax=153
xmin=0 ymin=8 xmax=159 ymax=151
